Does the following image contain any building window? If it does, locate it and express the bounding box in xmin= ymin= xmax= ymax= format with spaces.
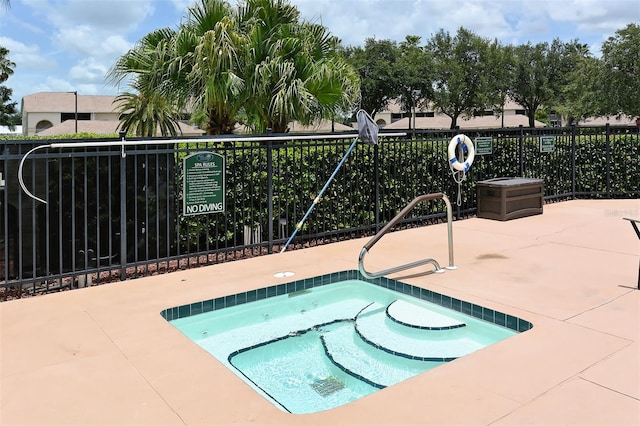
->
xmin=61 ymin=112 xmax=91 ymax=121
xmin=474 ymin=110 xmax=495 ymax=117
xmin=35 ymin=120 xmax=53 ymax=133
xmin=549 ymin=111 xmax=562 ymax=127
xmin=515 ymin=109 xmax=525 ymax=115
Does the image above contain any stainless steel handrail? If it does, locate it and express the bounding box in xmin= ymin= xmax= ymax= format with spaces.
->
xmin=358 ymin=193 xmax=456 ymax=279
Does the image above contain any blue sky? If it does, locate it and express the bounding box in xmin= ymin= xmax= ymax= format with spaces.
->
xmin=1 ymin=0 xmax=639 ymax=106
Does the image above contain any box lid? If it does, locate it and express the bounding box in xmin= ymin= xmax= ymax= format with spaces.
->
xmin=478 ymin=177 xmax=543 ymax=187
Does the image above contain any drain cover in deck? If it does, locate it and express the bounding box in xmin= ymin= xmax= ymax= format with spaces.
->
xmin=310 ymin=377 xmax=345 ymax=397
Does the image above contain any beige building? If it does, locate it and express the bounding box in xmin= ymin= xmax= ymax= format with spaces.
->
xmin=22 ymin=92 xmax=635 ymax=137
xmin=373 ymin=99 xmax=546 ymax=129
xmin=21 ymin=92 xmax=205 ymax=137
xmin=21 ymin=92 xmax=354 ymax=137
xmin=372 ymin=98 xmax=637 ymax=129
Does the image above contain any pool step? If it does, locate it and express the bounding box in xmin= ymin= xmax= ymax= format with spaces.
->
xmin=356 ymin=302 xmax=484 ymax=361
xmin=321 ymin=322 xmax=435 ymax=388
xmin=387 ymin=299 xmax=466 ymax=330
xmin=198 ymin=299 xmax=376 ymax=358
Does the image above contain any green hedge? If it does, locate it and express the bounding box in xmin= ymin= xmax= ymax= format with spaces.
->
xmin=175 ymin=131 xmax=639 ymax=249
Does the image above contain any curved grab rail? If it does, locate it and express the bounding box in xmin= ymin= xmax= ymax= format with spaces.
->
xmin=18 ymin=144 xmax=52 ymax=204
xmin=358 ymin=193 xmax=455 ymax=279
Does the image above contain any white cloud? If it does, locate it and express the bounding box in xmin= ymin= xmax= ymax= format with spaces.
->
xmin=69 ymin=58 xmax=109 ymax=84
xmin=22 ymin=0 xmax=154 ymax=65
xmin=3 ymin=13 xmax=47 ymax=36
xmin=100 ymin=36 xmax=133 ymax=58
xmin=289 ymin=0 xmax=522 ymax=46
xmin=170 ymin=0 xmax=196 ymax=11
xmin=537 ymin=0 xmax=637 ymax=30
xmin=52 ymin=25 xmax=96 ymax=56
xmin=288 ymin=0 xmax=638 ymax=48
xmin=51 ymin=28 xmax=131 ymax=58
xmin=23 ymin=0 xmax=156 ymax=33
xmin=0 ymin=37 xmax=55 ymax=70
xmin=31 ymin=76 xmax=77 ymax=94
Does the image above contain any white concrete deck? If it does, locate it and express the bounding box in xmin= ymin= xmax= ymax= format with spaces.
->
xmin=1 ymin=199 xmax=639 ymax=425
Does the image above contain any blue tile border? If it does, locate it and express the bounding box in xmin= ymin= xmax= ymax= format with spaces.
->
xmin=160 ymin=270 xmax=533 ymax=333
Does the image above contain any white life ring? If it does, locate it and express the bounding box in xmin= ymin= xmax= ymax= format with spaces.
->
xmin=448 ymin=134 xmax=475 ymax=172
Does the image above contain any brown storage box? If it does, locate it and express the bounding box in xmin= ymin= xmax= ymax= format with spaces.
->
xmin=477 ymin=177 xmax=543 ymax=221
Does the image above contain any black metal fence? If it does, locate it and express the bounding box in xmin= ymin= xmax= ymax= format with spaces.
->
xmin=1 ymin=124 xmax=638 ymax=297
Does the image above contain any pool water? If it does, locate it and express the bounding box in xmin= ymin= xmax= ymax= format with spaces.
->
xmin=231 ymin=324 xmax=380 ymax=413
xmin=168 ymin=279 xmax=522 ymax=414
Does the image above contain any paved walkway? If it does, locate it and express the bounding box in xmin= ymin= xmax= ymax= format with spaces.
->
xmin=1 ymin=199 xmax=638 ymax=425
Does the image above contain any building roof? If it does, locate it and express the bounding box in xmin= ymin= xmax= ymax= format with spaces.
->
xmin=384 ymin=114 xmax=546 ymax=130
xmin=380 ymin=98 xmax=526 ymax=115
xmin=37 ymin=120 xmax=205 ymax=137
xmin=22 ymin=92 xmax=121 ymax=113
xmin=577 ymin=115 xmax=637 ymax=126
xmin=287 ymin=119 xmax=355 ymax=133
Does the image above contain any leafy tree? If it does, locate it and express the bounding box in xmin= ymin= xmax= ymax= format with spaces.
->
xmin=426 ymin=27 xmax=503 ymax=129
xmin=508 ymin=39 xmax=576 ymax=127
xmin=342 ymin=38 xmax=400 ymax=118
xmin=596 ymin=23 xmax=640 ymax=120
xmin=0 ymin=86 xmax=18 ymax=130
xmin=485 ymin=39 xmax=514 ymax=122
xmin=551 ymin=42 xmax=598 ymax=124
xmin=395 ymin=35 xmax=433 ymax=129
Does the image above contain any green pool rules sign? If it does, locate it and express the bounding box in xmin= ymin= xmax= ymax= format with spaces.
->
xmin=183 ymin=152 xmax=225 ymax=216
xmin=475 ymin=137 xmax=493 ymax=155
xmin=540 ymin=135 xmax=555 ymax=153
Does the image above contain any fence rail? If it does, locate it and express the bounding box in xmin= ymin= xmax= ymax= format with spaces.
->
xmin=1 ymin=124 xmax=638 ymax=298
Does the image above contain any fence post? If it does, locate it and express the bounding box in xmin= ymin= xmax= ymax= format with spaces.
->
xmin=571 ymin=124 xmax=576 ymax=199
xmin=374 ymin=144 xmax=380 ymax=231
xmin=518 ymin=125 xmax=524 ymax=176
xmin=119 ymin=136 xmax=127 ymax=280
xmin=267 ymin=140 xmax=274 ymax=254
xmin=605 ymin=123 xmax=611 ymax=197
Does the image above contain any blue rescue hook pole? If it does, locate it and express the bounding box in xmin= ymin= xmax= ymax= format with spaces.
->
xmin=279 ymin=109 xmax=400 ymax=253
xmin=280 ymin=135 xmax=359 ymax=253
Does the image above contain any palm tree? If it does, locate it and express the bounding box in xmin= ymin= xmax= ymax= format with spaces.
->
xmin=0 ymin=46 xmax=17 ymax=130
xmin=108 ymin=0 xmax=245 ymax=135
xmin=239 ymin=0 xmax=359 ymax=133
xmin=114 ymin=89 xmax=183 ymax=137
xmin=108 ymin=28 xmax=184 ymax=136
xmin=108 ymin=0 xmax=359 ymax=135
xmin=177 ymin=0 xmax=247 ymax=134
xmin=0 ymin=46 xmax=15 ymax=83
